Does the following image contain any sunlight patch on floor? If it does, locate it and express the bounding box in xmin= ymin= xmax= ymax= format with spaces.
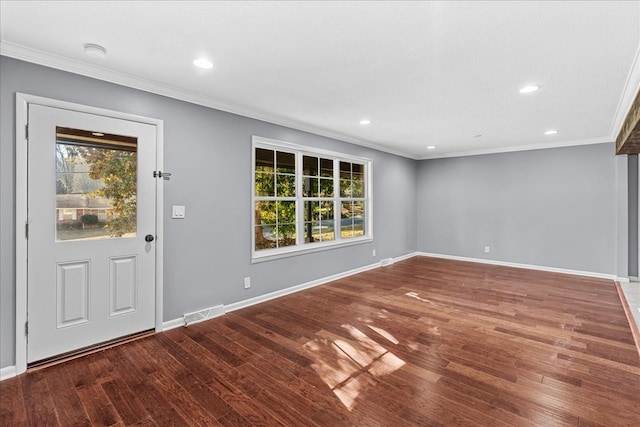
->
xmin=406 ymin=291 xmax=432 ymax=303
xmin=367 ymin=324 xmax=399 ymax=344
xmin=303 ymin=323 xmax=405 ymax=411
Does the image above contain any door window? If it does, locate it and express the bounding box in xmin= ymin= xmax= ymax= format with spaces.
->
xmin=55 ymin=127 xmax=137 ymax=241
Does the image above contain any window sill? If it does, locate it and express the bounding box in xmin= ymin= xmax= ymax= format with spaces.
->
xmin=251 ymin=236 xmax=373 ymax=264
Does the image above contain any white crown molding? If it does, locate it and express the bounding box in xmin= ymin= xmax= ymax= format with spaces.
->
xmin=1 ymin=40 xmax=629 ymax=161
xmin=610 ymin=45 xmax=640 ymax=139
xmin=417 ymin=137 xmax=613 ymax=160
xmin=0 ymin=41 xmax=414 ymax=159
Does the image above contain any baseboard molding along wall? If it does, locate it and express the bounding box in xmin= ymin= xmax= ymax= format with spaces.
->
xmin=1 ymin=365 xmax=17 ymax=381
xmin=4 ymin=250 xmax=617 ymax=380
xmin=417 ymin=252 xmax=617 ymax=281
xmin=162 ymin=317 xmax=185 ymax=331
xmin=225 ymin=259 xmax=383 ymax=313
xmin=161 ymin=251 xmax=616 ymax=333
xmin=161 ymin=254 xmax=417 ymax=331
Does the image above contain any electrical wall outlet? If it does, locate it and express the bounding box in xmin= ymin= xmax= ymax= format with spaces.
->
xmin=372 ymin=249 xmax=376 ymax=257
xmin=484 ymin=246 xmax=491 ymax=254
xmin=244 ymin=277 xmax=251 ymax=289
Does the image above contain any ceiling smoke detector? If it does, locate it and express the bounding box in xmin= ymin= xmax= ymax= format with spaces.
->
xmin=83 ymin=43 xmax=107 ymax=59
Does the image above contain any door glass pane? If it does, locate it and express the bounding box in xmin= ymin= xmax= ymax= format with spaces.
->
xmin=55 ymin=127 xmax=137 ymax=241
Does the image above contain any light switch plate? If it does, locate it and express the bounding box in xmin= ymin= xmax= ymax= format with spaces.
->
xmin=172 ymin=205 xmax=186 ymax=219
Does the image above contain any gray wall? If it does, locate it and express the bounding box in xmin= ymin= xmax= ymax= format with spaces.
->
xmin=0 ymin=56 xmax=418 ymax=368
xmin=629 ymin=155 xmax=639 ymax=277
xmin=416 ymin=144 xmax=621 ymax=275
xmin=1 ymin=55 xmax=633 ymax=371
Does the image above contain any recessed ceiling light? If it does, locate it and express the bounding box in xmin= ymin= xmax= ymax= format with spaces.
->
xmin=427 ymin=145 xmax=437 ymax=150
xmin=92 ymin=132 xmax=104 ymax=137
xmin=545 ymin=129 xmax=558 ymax=135
xmin=84 ymin=43 xmax=107 ymax=59
xmin=359 ymin=119 xmax=371 ymax=125
xmin=193 ymin=58 xmax=213 ymax=69
xmin=519 ymin=85 xmax=540 ymax=94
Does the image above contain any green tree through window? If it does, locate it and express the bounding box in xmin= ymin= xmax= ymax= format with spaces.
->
xmin=253 ymin=137 xmax=371 ymax=258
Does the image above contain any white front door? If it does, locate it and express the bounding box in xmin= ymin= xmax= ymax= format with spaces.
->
xmin=27 ymin=104 xmax=157 ymax=364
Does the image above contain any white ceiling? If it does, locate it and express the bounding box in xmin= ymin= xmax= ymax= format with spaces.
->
xmin=1 ymin=1 xmax=639 ymax=159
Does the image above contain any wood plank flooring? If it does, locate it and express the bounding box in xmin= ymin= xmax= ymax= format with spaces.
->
xmin=2 ymin=256 xmax=639 ymax=426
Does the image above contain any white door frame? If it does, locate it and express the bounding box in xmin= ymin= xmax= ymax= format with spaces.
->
xmin=15 ymin=93 xmax=164 ymax=375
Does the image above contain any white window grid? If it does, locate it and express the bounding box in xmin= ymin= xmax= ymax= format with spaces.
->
xmin=252 ymin=136 xmax=372 ymax=261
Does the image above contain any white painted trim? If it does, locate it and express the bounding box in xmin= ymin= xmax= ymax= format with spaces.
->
xmin=2 ymin=42 xmax=626 ymax=161
xmin=631 ymin=276 xmax=640 ymax=282
xmin=416 ymin=252 xmax=617 ymax=281
xmin=162 ymin=255 xmax=414 ymax=329
xmin=14 ymin=93 xmax=164 ymax=376
xmin=251 ymin=135 xmax=373 ymax=262
xmin=162 ymin=318 xmax=185 ymax=331
xmin=418 ymin=138 xmax=612 ymax=160
xmin=610 ymin=45 xmax=640 ymax=139
xmin=392 ymin=252 xmax=419 ymax=263
xmin=155 ymin=122 xmax=165 ymax=333
xmin=617 ymin=277 xmax=631 ymax=283
xmin=251 ymin=237 xmax=374 ymax=264
xmin=15 ymin=94 xmax=28 ymax=376
xmin=226 ymin=260 xmax=384 ymax=313
xmin=0 ymin=366 xmax=17 ymax=381
xmin=181 ymin=250 xmax=621 ymax=328
xmin=0 ymin=42 xmax=411 ymax=160
xmin=253 ymin=135 xmax=374 ymax=163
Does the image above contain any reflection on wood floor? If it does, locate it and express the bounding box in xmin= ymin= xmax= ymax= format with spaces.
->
xmin=2 ymin=256 xmax=639 ymax=426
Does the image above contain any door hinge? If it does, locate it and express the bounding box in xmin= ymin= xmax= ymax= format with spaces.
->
xmin=25 ymin=124 xmax=28 ymax=139
xmin=25 ymin=223 xmax=29 ymax=239
xmin=25 ymin=321 xmax=28 ymax=336
xmin=153 ymin=171 xmax=172 ymax=180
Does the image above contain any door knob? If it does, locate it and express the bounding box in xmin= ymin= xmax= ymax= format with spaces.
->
xmin=145 ymin=234 xmax=155 ymax=242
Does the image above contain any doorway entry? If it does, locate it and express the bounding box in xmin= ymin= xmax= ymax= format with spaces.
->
xmin=15 ymin=94 xmax=164 ymax=372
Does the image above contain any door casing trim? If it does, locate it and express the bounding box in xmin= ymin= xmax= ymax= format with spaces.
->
xmin=15 ymin=93 xmax=164 ymax=375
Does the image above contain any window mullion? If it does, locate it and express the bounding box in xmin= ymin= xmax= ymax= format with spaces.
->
xmin=333 ymin=158 xmax=340 ymax=241
xmin=296 ymin=152 xmax=303 ymax=246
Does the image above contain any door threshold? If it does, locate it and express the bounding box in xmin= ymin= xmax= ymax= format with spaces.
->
xmin=27 ymin=329 xmax=155 ymax=371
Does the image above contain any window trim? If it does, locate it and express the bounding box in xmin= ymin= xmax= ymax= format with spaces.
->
xmin=252 ymin=135 xmax=373 ymax=263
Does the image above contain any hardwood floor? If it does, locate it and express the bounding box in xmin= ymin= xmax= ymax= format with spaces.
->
xmin=2 ymin=256 xmax=639 ymax=426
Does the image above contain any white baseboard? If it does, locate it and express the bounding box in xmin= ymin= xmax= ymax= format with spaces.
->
xmin=225 ymin=260 xmax=383 ymax=313
xmin=161 ymin=254 xmax=413 ymax=330
xmin=617 ymin=277 xmax=631 ymax=283
xmin=393 ymin=252 xmax=420 ymax=262
xmin=161 ymin=317 xmax=185 ymax=331
xmin=416 ymin=252 xmax=617 ymax=281
xmin=1 ymin=365 xmax=17 ymax=381
xmin=170 ymin=250 xmax=612 ymax=332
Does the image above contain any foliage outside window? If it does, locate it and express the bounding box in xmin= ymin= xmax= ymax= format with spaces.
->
xmin=253 ymin=136 xmax=372 ymax=260
xmin=56 ymin=127 xmax=137 ymax=241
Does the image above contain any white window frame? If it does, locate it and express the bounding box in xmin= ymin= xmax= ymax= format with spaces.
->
xmin=252 ymin=135 xmax=373 ymax=262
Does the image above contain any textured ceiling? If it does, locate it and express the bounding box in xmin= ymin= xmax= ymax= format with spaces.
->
xmin=1 ymin=1 xmax=639 ymax=159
